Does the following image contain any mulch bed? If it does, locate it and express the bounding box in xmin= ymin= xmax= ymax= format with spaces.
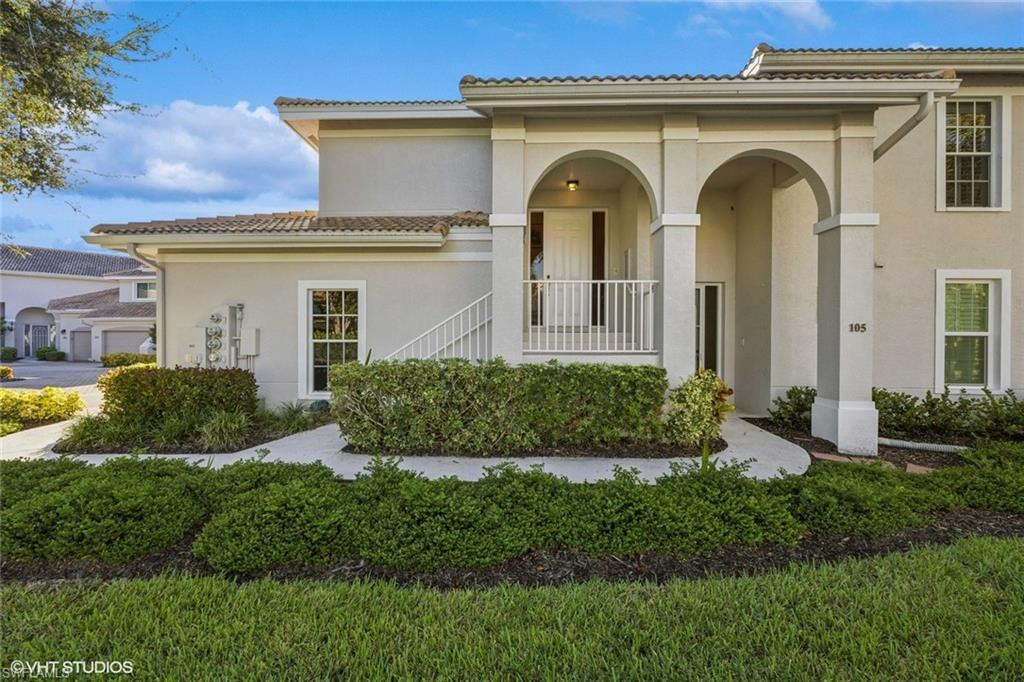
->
xmin=4 ymin=510 xmax=1022 ymax=588
xmin=745 ymin=418 xmax=968 ymax=469
xmin=342 ymin=438 xmax=728 ymax=460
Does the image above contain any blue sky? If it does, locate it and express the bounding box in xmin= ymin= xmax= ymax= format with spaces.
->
xmin=4 ymin=0 xmax=1023 ymax=250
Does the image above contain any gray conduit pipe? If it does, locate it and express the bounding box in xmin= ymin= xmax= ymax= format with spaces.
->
xmin=877 ymin=436 xmax=967 ymax=454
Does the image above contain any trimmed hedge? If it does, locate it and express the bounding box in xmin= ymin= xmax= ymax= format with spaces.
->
xmin=33 ymin=345 xmax=56 ymax=360
xmin=769 ymin=386 xmax=1024 ymax=442
xmin=1 ymin=458 xmax=209 ymax=563
xmin=101 ymin=352 xmax=157 ymax=368
xmin=330 ymin=359 xmax=668 ymax=455
xmin=41 ymin=350 xmax=65 ymax=361
xmin=193 ymin=459 xmax=801 ymax=573
xmin=0 ymin=387 xmax=84 ymax=432
xmin=0 ymin=346 xmax=15 ymax=362
xmin=97 ymin=365 xmax=259 ymax=425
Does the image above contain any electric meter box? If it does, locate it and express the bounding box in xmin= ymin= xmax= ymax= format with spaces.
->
xmin=240 ymin=327 xmax=260 ymax=356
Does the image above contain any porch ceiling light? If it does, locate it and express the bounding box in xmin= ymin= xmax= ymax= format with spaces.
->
xmin=566 ymin=179 xmax=579 ymax=191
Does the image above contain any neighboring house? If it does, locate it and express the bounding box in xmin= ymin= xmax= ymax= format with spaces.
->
xmin=46 ymin=266 xmax=157 ymax=361
xmin=85 ymin=45 xmax=1023 ymax=455
xmin=0 ymin=244 xmax=144 ymax=358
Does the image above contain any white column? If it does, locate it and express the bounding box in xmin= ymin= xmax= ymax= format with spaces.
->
xmin=811 ymin=213 xmax=879 ymax=455
xmin=490 ymin=215 xmax=525 ymax=364
xmin=652 ymin=214 xmax=699 ymax=386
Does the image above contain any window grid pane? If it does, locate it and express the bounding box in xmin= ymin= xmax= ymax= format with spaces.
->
xmin=310 ymin=289 xmax=359 ymax=391
xmin=945 ymin=100 xmax=993 ymax=208
xmin=945 ymin=282 xmax=989 ymax=333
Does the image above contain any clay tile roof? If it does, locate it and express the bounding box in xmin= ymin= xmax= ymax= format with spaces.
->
xmin=85 ymin=301 xmax=156 ymax=319
xmin=459 ymin=71 xmax=948 ymax=86
xmin=91 ymin=211 xmax=490 ymax=237
xmin=275 ymin=97 xmax=465 ymax=107
xmin=47 ymin=287 xmax=119 ymax=311
xmin=1 ymin=244 xmax=137 ymax=277
xmin=757 ymin=44 xmax=1024 ymax=54
xmin=48 ymin=288 xmax=156 ymax=319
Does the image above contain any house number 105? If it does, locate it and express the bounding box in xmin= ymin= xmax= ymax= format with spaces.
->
xmin=848 ymin=323 xmax=868 ymax=333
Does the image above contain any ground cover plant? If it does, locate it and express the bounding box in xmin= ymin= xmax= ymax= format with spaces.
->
xmin=0 ymin=386 xmax=83 ymax=435
xmin=53 ymin=366 xmax=327 ymax=454
xmin=768 ymin=385 xmax=1024 ymax=443
xmin=331 ymin=359 xmax=731 ymax=457
xmin=3 ymin=538 xmax=1023 ymax=680
xmin=2 ymin=441 xmax=1022 ymax=577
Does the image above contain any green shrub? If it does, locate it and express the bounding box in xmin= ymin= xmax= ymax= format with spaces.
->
xmin=772 ymin=462 xmax=958 ymax=536
xmin=1 ymin=458 xmax=209 ymax=563
xmin=0 ymin=387 xmax=83 ymax=425
xmin=193 ymin=479 xmax=349 ymax=574
xmin=0 ymin=458 xmax=89 ymax=509
xmin=100 ymin=352 xmax=156 ymax=368
xmin=33 ymin=345 xmax=56 ymax=360
xmin=0 ymin=346 xmax=15 ymax=362
xmin=960 ymin=441 xmax=1024 ymax=468
xmin=198 ymin=410 xmax=252 ymax=452
xmin=41 ymin=350 xmax=65 ymax=361
xmin=255 ymin=401 xmax=315 ymax=438
xmin=767 ymin=386 xmax=817 ymax=431
xmin=331 ymin=359 xmax=668 ymax=455
xmin=0 ymin=420 xmax=19 ymax=436
xmin=194 ymin=459 xmax=802 ymax=574
xmin=0 ymin=365 xmax=13 ymax=380
xmin=664 ymin=369 xmax=734 ymax=449
xmin=933 ymin=465 xmax=1024 ymax=515
xmin=98 ymin=365 xmax=258 ymax=425
xmin=206 ymin=460 xmax=339 ymax=513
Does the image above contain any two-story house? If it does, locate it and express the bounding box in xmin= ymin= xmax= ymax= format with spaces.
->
xmin=0 ymin=244 xmax=151 ymax=359
xmin=46 ymin=266 xmax=157 ymax=361
xmin=85 ymin=45 xmax=1023 ymax=455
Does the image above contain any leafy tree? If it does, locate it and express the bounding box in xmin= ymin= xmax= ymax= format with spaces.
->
xmin=0 ymin=0 xmax=164 ymax=196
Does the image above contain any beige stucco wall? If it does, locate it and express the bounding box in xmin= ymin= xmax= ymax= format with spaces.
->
xmin=872 ymin=84 xmax=1023 ymax=393
xmin=161 ymin=254 xmax=491 ymax=405
xmin=318 ymin=136 xmax=492 ymax=216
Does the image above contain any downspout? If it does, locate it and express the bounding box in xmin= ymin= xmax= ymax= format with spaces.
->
xmin=873 ymin=90 xmax=935 ymax=161
xmin=126 ymin=243 xmax=166 ymax=367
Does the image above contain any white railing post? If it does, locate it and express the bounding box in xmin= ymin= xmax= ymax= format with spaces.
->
xmin=521 ymin=280 xmax=658 ymax=354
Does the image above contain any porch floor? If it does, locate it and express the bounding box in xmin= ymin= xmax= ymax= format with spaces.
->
xmin=24 ymin=415 xmax=810 ymax=482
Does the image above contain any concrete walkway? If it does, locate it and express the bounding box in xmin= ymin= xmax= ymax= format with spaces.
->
xmin=14 ymin=414 xmax=809 ymax=481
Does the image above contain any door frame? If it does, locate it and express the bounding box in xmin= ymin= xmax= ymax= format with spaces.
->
xmin=696 ymin=282 xmax=725 ymax=375
xmin=527 ymin=208 xmax=610 ymax=281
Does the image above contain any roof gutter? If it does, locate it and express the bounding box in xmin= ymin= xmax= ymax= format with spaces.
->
xmin=874 ymin=90 xmax=935 ymax=161
xmin=126 ymin=243 xmax=166 ymax=368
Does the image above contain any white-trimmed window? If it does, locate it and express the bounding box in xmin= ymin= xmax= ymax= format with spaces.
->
xmin=134 ymin=282 xmax=156 ymax=300
xmin=936 ymin=96 xmax=1011 ymax=211
xmin=297 ymin=280 xmax=366 ymax=398
xmin=935 ymin=270 xmax=1011 ymax=392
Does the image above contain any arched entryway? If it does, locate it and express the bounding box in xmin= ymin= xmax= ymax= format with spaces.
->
xmin=523 ymin=154 xmax=660 ymax=357
xmin=696 ymin=152 xmax=829 ymax=413
xmin=13 ymin=307 xmax=55 ymax=358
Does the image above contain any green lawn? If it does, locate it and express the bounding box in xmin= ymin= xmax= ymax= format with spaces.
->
xmin=4 ymin=537 xmax=1023 ymax=681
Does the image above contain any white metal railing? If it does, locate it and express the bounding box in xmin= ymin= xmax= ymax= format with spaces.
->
xmin=386 ymin=292 xmax=492 ymax=361
xmin=524 ymin=280 xmax=657 ymax=353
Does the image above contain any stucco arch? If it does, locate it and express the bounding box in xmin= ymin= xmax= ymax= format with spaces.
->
xmin=698 ymin=146 xmax=833 ymax=222
xmin=525 ymin=147 xmax=660 ymax=217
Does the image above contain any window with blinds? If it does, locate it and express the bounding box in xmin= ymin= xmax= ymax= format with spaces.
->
xmin=943 ymin=281 xmax=990 ymax=386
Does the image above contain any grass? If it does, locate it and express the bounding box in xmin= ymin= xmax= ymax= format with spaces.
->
xmin=3 ymin=537 xmax=1023 ymax=680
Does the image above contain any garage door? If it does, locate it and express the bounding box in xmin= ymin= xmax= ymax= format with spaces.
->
xmin=71 ymin=331 xmax=91 ymax=361
xmin=103 ymin=330 xmax=149 ymax=355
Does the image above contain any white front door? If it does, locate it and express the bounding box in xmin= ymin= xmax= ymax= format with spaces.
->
xmin=544 ymin=211 xmax=592 ymax=327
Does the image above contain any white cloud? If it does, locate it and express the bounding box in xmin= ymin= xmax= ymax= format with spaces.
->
xmin=908 ymin=41 xmax=939 ymax=49
xmin=678 ymin=12 xmax=731 ymax=39
xmin=73 ymin=100 xmax=317 ymax=202
xmin=704 ymin=0 xmax=834 ymax=31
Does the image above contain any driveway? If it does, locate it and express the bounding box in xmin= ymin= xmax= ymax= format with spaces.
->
xmin=1 ymin=359 xmax=108 ymax=389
